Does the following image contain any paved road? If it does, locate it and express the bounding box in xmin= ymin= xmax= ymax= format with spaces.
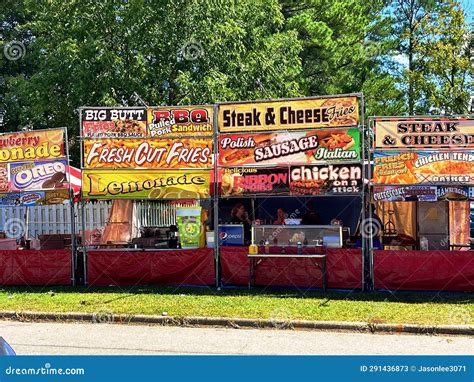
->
xmin=1 ymin=321 xmax=472 ymax=355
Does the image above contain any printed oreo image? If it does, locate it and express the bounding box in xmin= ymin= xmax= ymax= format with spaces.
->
xmin=10 ymin=160 xmax=69 ymax=191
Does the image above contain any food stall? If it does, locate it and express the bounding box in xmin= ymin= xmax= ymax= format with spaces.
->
xmin=0 ymin=128 xmax=76 ymax=286
xmin=216 ymin=95 xmax=366 ymax=290
xmin=80 ymin=107 xmax=215 ymax=286
xmin=369 ymin=117 xmax=474 ymax=291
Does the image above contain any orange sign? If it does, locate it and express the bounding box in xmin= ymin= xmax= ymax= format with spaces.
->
xmin=83 ymin=138 xmax=213 ymax=169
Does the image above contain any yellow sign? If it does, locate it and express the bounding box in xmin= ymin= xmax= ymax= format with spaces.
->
xmin=0 ymin=129 xmax=65 ymax=163
xmin=218 ymin=96 xmax=359 ymax=132
xmin=82 ymin=170 xmax=211 ymax=199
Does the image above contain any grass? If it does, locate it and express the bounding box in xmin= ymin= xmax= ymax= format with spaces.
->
xmin=0 ymin=286 xmax=472 ymax=326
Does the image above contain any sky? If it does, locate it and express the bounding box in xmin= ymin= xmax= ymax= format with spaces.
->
xmin=461 ymin=0 xmax=473 ymax=22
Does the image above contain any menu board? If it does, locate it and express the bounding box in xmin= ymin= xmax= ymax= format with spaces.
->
xmin=81 ymin=108 xmax=147 ymax=138
xmin=84 ymin=138 xmax=213 ymax=169
xmin=373 ymin=151 xmax=474 ymax=185
xmin=82 ymin=169 xmax=211 ymax=200
xmin=374 ymin=118 xmax=474 ymax=149
xmin=218 ymin=96 xmax=359 ymax=133
xmin=373 ymin=185 xmax=470 ymax=202
xmin=218 ymin=128 xmax=360 ymax=166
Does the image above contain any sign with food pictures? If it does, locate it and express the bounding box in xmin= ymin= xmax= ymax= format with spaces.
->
xmin=218 ymin=128 xmax=360 ymax=166
xmin=289 ymin=163 xmax=362 ymax=195
xmin=147 ymin=106 xmax=213 ymax=137
xmin=373 ymin=185 xmax=469 ymax=202
xmin=81 ymin=108 xmax=147 ymax=138
xmin=373 ymin=151 xmax=474 ymax=185
xmin=83 ymin=138 xmax=213 ymax=169
xmin=0 ymin=129 xmax=65 ymax=163
xmin=218 ymin=96 xmax=359 ymax=133
xmin=9 ymin=159 xmax=69 ymax=191
xmin=0 ymin=189 xmax=70 ymax=206
xmin=82 ymin=169 xmax=211 ymax=199
xmin=219 ymin=167 xmax=290 ymax=196
xmin=374 ymin=118 xmax=474 ymax=149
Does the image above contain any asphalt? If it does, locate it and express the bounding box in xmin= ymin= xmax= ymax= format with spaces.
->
xmin=1 ymin=321 xmax=473 ymax=355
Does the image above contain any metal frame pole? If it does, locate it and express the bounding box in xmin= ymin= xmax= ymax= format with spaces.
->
xmin=213 ymin=105 xmax=220 ymax=288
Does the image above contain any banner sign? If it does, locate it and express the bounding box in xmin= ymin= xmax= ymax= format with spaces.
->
xmin=147 ymin=107 xmax=213 ymax=137
xmin=218 ymin=128 xmax=360 ymax=166
xmin=0 ymin=129 xmax=65 ymax=163
xmin=81 ymin=108 xmax=147 ymax=138
xmin=373 ymin=151 xmax=474 ymax=185
xmin=82 ymin=170 xmax=211 ymax=199
xmin=219 ymin=167 xmax=290 ymax=196
xmin=373 ymin=185 xmax=470 ymax=202
xmin=374 ymin=118 xmax=474 ymax=149
xmin=289 ymin=163 xmax=362 ymax=195
xmin=0 ymin=189 xmax=70 ymax=206
xmin=218 ymin=96 xmax=359 ymax=132
xmin=9 ymin=159 xmax=69 ymax=191
xmin=83 ymin=138 xmax=213 ymax=169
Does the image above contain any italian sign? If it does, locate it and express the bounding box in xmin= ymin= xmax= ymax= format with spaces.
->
xmin=9 ymin=159 xmax=69 ymax=191
xmin=373 ymin=185 xmax=470 ymax=202
xmin=218 ymin=97 xmax=359 ymax=133
xmin=218 ymin=128 xmax=360 ymax=166
xmin=373 ymin=151 xmax=474 ymax=185
xmin=81 ymin=108 xmax=147 ymax=138
xmin=147 ymin=107 xmax=213 ymax=137
xmin=83 ymin=138 xmax=213 ymax=169
xmin=82 ymin=170 xmax=211 ymax=199
xmin=374 ymin=118 xmax=474 ymax=149
xmin=0 ymin=129 xmax=65 ymax=163
xmin=289 ymin=163 xmax=362 ymax=195
xmin=219 ymin=167 xmax=290 ymax=196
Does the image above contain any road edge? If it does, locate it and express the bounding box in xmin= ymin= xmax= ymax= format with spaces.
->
xmin=0 ymin=311 xmax=472 ymax=336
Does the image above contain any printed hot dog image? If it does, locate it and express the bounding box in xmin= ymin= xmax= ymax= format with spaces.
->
xmin=218 ymin=129 xmax=360 ymax=166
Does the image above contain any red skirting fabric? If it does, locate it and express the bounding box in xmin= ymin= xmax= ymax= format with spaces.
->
xmin=374 ymin=250 xmax=474 ymax=292
xmin=220 ymin=247 xmax=362 ymax=289
xmin=87 ymin=248 xmax=215 ymax=286
xmin=0 ymin=250 xmax=71 ymax=286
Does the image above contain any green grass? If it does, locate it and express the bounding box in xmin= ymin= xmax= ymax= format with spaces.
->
xmin=0 ymin=286 xmax=472 ymax=326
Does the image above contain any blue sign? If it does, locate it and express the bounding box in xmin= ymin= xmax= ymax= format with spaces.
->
xmin=218 ymin=224 xmax=244 ymax=246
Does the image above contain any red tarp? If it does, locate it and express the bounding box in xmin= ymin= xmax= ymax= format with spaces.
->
xmin=0 ymin=250 xmax=71 ymax=286
xmin=374 ymin=250 xmax=474 ymax=292
xmin=220 ymin=247 xmax=362 ymax=289
xmin=87 ymin=248 xmax=215 ymax=286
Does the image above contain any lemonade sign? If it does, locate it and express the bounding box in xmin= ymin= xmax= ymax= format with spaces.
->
xmin=82 ymin=170 xmax=211 ymax=199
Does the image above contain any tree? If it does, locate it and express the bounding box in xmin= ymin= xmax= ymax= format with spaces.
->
xmin=414 ymin=0 xmax=473 ymax=114
xmin=1 ymin=0 xmax=303 ymax=164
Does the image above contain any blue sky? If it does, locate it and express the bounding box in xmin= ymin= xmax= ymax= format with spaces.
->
xmin=461 ymin=0 xmax=473 ymax=22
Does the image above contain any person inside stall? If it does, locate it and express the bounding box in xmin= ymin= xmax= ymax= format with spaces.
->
xmin=301 ymin=201 xmax=322 ymax=225
xmin=231 ymin=202 xmax=252 ymax=244
xmin=273 ymin=208 xmax=287 ymax=225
